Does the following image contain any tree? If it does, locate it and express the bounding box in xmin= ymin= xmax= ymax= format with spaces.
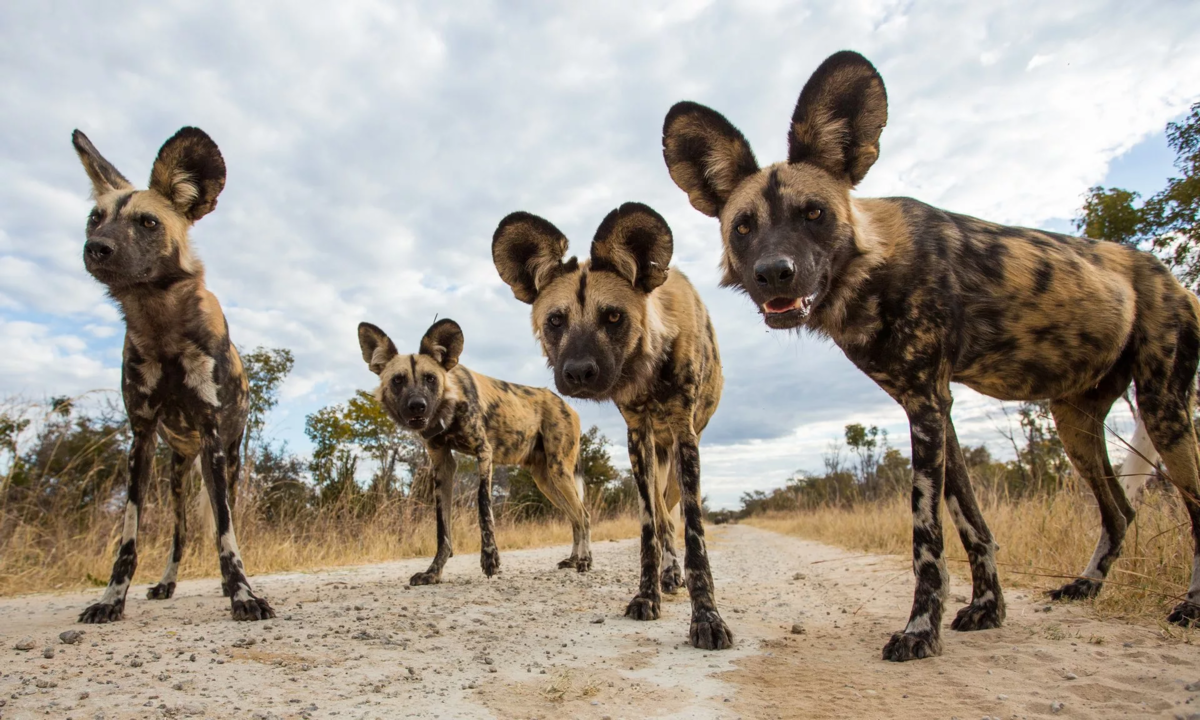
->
xmin=844 ymin=423 xmax=883 ymax=497
xmin=1076 ymin=101 xmax=1200 ymax=288
xmin=241 ymin=347 xmax=294 ymax=484
xmin=343 ymin=390 xmax=424 ymax=498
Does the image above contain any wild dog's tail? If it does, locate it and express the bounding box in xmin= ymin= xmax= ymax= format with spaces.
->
xmin=1118 ymin=416 xmax=1159 ymax=507
xmin=188 ymin=457 xmax=214 ymax=541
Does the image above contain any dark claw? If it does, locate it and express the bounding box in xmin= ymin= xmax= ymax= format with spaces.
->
xmin=689 ymin=610 xmax=734 ymax=650
xmin=881 ymin=631 xmax=942 ymax=662
xmin=231 ymin=594 xmax=275 ymax=622
xmin=575 ymin=553 xmax=592 ymax=573
xmin=1047 ymin=578 xmax=1102 ymax=601
xmin=146 ymin=582 xmax=176 ymax=600
xmin=410 ymin=571 xmax=441 ymax=586
xmin=1168 ymin=600 xmax=1200 ymax=627
xmin=624 ymin=595 xmax=660 ymax=621
xmin=79 ymin=602 xmax=124 ymax=624
xmin=950 ymin=599 xmax=1004 ymax=632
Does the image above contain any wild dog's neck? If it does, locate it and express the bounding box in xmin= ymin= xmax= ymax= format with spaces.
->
xmin=808 ymin=197 xmax=893 ymax=344
xmin=112 ymin=267 xmax=215 ymax=356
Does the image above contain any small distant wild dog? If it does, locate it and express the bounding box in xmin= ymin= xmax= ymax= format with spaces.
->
xmin=358 ymin=318 xmax=592 ymax=583
xmin=663 ymin=50 xmax=1200 ymax=660
xmin=492 ymin=203 xmax=732 ymax=649
xmin=73 ymin=127 xmax=274 ymax=622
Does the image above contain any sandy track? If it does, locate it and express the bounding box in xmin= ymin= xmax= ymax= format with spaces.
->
xmin=2 ymin=525 xmax=1197 ymax=719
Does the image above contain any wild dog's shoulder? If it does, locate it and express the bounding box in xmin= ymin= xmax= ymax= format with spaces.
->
xmin=468 ymin=369 xmax=552 ymax=408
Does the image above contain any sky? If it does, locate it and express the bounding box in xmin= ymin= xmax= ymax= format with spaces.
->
xmin=1 ymin=1 xmax=1198 ymax=508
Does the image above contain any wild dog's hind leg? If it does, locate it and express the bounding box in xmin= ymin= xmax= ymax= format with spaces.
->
xmin=148 ymin=452 xmax=191 ymax=600
xmin=412 ymin=446 xmax=456 ymax=586
xmin=882 ymin=395 xmax=950 ymax=662
xmin=533 ymin=460 xmax=592 ymax=572
xmin=203 ymin=433 xmax=273 ymax=620
xmin=477 ymin=445 xmax=501 ymax=578
xmin=80 ymin=425 xmax=155 ymax=623
xmin=624 ymin=419 xmax=662 ymax=621
xmin=656 ymin=443 xmax=684 ymax=594
xmin=945 ymin=421 xmax=1005 ymax=631
xmin=1135 ymin=316 xmax=1200 ymax=625
xmin=1048 ymin=389 xmax=1130 ymax=602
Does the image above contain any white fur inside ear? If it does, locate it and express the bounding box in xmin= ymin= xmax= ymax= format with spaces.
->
xmin=429 ymin=344 xmax=447 ymax=364
xmin=370 ymin=347 xmax=392 ymax=373
xmin=170 ymin=171 xmax=199 ymax=208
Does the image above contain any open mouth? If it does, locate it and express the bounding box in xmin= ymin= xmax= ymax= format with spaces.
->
xmin=405 ymin=417 xmax=428 ymax=429
xmin=762 ymin=292 xmax=818 ymax=318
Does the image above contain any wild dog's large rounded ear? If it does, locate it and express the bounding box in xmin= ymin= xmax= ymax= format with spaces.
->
xmin=358 ymin=322 xmax=399 ymax=375
xmin=492 ymin=212 xmax=572 ymax=304
xmin=419 ymin=318 xmax=464 ymax=371
xmin=71 ymin=130 xmax=134 ymax=198
xmin=787 ymin=51 xmax=887 ymax=186
xmin=590 ymin=202 xmax=672 ymax=293
xmin=149 ymin=127 xmax=227 ymax=222
xmin=662 ymin=101 xmax=759 ymax=217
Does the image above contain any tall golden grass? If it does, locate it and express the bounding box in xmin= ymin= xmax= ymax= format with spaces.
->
xmin=0 ymin=490 xmax=639 ymax=597
xmin=746 ymin=485 xmax=1190 ymax=622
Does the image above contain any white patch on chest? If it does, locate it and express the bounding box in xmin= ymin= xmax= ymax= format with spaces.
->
xmin=182 ymin=344 xmax=221 ymax=407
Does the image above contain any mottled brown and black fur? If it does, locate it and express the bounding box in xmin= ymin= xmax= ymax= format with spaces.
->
xmin=73 ymin=127 xmax=273 ymax=623
xmin=358 ymin=319 xmax=592 ymax=583
xmin=492 ymin=203 xmax=731 ymax=649
xmin=663 ymin=50 xmax=1200 ymax=661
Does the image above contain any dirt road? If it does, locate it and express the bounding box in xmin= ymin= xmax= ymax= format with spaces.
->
xmin=2 ymin=525 xmax=1197 ymax=719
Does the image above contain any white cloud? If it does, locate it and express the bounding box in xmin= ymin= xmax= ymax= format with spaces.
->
xmin=1 ymin=0 xmax=1196 ymax=507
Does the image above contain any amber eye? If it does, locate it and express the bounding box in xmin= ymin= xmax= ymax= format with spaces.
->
xmin=548 ymin=314 xmax=564 ymax=328
xmin=424 ymin=374 xmax=437 ymax=388
xmin=805 ymin=208 xmax=822 ymax=221
xmin=735 ymin=223 xmax=751 ymax=236
xmin=88 ymin=210 xmax=102 ymax=226
xmin=142 ymin=217 xmax=158 ymax=229
xmin=606 ymin=311 xmax=622 ymax=325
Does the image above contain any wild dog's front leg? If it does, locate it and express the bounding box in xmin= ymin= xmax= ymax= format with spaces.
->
xmin=476 ymin=446 xmax=501 ymax=578
xmin=412 ymin=447 xmax=456 ymax=586
xmin=624 ymin=420 xmax=662 ymax=621
xmin=148 ymin=452 xmax=190 ymax=600
xmin=677 ymin=431 xmax=733 ymax=649
xmin=80 ymin=427 xmax=155 ymax=623
xmin=944 ymin=422 xmax=1005 ymax=632
xmin=656 ymin=445 xmax=684 ymax=594
xmin=202 ymin=434 xmax=274 ymax=621
xmin=882 ymin=397 xmax=950 ymax=662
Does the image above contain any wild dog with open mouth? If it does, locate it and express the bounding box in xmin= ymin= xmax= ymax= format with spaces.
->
xmin=73 ymin=127 xmax=274 ymax=623
xmin=663 ymin=50 xmax=1200 ymax=660
xmin=358 ymin=319 xmax=593 ymax=583
xmin=492 ymin=203 xmax=731 ymax=649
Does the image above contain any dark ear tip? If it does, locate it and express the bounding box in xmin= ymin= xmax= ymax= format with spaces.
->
xmin=616 ymin=201 xmax=668 ymax=226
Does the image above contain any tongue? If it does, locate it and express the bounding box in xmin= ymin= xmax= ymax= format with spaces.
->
xmin=765 ymin=297 xmax=798 ymax=313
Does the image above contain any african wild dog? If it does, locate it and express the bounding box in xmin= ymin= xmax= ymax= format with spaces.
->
xmin=492 ymin=203 xmax=732 ymax=649
xmin=73 ymin=127 xmax=273 ymax=622
xmin=662 ymin=50 xmax=1200 ymax=660
xmin=358 ymin=318 xmax=592 ymax=583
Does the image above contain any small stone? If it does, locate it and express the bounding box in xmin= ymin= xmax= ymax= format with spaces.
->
xmin=59 ymin=630 xmax=85 ymax=645
xmin=790 ymin=623 xmax=806 ymax=635
xmin=591 ymin=616 xmax=605 ymax=624
xmin=1064 ymin=672 xmax=1077 ymax=680
xmin=997 ymin=694 xmax=1008 ymax=701
xmin=43 ymin=647 xmax=55 ymax=659
xmin=1187 ymin=681 xmax=1200 ymax=692
xmin=1050 ymin=700 xmax=1065 ymax=713
xmin=793 ymin=573 xmax=806 ymax=580
xmin=14 ymin=637 xmax=35 ymax=651
xmin=130 ymin=659 xmax=143 ymax=668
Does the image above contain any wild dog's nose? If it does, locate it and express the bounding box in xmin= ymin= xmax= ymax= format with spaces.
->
xmin=754 ymin=256 xmax=796 ymax=289
xmin=562 ymin=358 xmax=599 ymax=387
xmin=407 ymin=398 xmax=427 ymax=415
xmin=84 ymin=239 xmax=115 ymax=262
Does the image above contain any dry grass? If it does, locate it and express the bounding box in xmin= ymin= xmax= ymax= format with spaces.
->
xmin=745 ymin=486 xmax=1191 ymax=623
xmin=0 ymin=493 xmax=639 ymax=597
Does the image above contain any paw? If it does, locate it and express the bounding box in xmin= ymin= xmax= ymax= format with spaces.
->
xmin=146 ymin=582 xmax=176 ymax=600
xmin=660 ymin=564 xmax=684 ymax=595
xmin=950 ymin=599 xmax=1004 ymax=632
xmin=410 ymin=571 xmax=441 ymax=586
xmin=231 ymin=594 xmax=276 ymax=622
xmin=481 ymin=548 xmax=501 ymax=578
xmin=1047 ymin=578 xmax=1101 ymax=601
xmin=557 ymin=556 xmax=578 ymax=570
xmin=624 ymin=595 xmax=660 ymax=621
xmin=1168 ymin=600 xmax=1200 ymax=627
xmin=881 ymin=631 xmax=942 ymax=662
xmin=575 ymin=553 xmax=592 ymax=573
xmin=79 ymin=602 xmax=124 ymax=624
xmin=689 ymin=609 xmax=734 ymax=650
